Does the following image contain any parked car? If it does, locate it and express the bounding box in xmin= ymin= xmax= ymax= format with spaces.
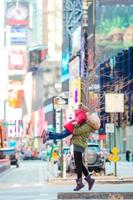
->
xmin=85 ymin=143 xmax=105 ymax=174
xmin=0 ymin=147 xmax=19 ymax=168
xmin=9 ymin=153 xmax=19 ymax=168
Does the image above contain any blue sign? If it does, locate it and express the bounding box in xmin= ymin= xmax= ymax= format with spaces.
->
xmin=11 ymin=26 xmax=27 ymax=45
xmin=9 ymin=140 xmax=17 ymax=148
xmin=61 ymin=52 xmax=69 ymax=82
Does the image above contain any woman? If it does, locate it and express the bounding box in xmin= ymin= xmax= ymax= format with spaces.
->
xmin=42 ymin=105 xmax=100 ymax=191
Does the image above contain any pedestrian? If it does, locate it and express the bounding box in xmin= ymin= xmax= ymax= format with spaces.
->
xmin=42 ymin=104 xmax=100 ymax=191
xmin=126 ymin=150 xmax=131 ymax=162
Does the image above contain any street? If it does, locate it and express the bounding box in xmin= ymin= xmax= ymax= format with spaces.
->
xmin=0 ymin=160 xmax=133 ymax=200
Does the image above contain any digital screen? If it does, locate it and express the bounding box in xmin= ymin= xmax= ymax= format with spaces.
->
xmin=95 ymin=0 xmax=133 ymax=65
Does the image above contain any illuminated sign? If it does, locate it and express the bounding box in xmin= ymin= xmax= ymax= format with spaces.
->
xmin=95 ymin=0 xmax=133 ymax=65
xmin=6 ymin=1 xmax=29 ymax=25
xmin=71 ymin=26 xmax=81 ymax=55
xmin=61 ymin=51 xmax=69 ymax=82
xmin=69 ymin=57 xmax=81 ymax=105
xmin=8 ymin=49 xmax=27 ymax=70
xmin=10 ymin=26 xmax=27 ymax=45
xmin=69 ymin=56 xmax=80 ymax=79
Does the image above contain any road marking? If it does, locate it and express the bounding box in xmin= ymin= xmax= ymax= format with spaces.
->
xmin=0 ymin=182 xmax=46 ymax=189
xmin=33 ymin=183 xmax=44 ymax=186
xmin=11 ymin=184 xmax=21 ymax=188
xmin=39 ymin=193 xmax=49 ymax=196
xmin=34 ymin=199 xmax=45 ymax=200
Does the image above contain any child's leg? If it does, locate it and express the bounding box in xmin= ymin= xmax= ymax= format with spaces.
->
xmin=48 ymin=129 xmax=71 ymax=140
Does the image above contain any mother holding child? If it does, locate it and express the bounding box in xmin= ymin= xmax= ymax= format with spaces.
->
xmin=42 ymin=103 xmax=100 ymax=191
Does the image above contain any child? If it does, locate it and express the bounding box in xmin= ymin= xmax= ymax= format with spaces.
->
xmin=42 ymin=105 xmax=100 ymax=142
xmin=41 ymin=105 xmax=88 ymax=143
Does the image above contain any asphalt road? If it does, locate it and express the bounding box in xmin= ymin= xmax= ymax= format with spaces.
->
xmin=0 ymin=160 xmax=132 ymax=200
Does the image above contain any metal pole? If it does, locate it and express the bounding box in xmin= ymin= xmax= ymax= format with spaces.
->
xmin=4 ymin=100 xmax=7 ymax=147
xmin=60 ymin=109 xmax=66 ymax=178
xmin=4 ymin=100 xmax=6 ymax=123
xmin=114 ymin=113 xmax=117 ymax=176
xmin=93 ymin=0 xmax=96 ymax=69
xmin=0 ymin=125 xmax=3 ymax=148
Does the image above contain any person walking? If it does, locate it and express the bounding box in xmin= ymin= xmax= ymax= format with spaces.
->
xmin=126 ymin=150 xmax=131 ymax=162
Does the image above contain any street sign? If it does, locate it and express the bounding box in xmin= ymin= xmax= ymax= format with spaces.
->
xmin=2 ymin=122 xmax=16 ymax=127
xmin=108 ymin=154 xmax=119 ymax=162
xmin=112 ymin=155 xmax=119 ymax=162
xmin=105 ymin=123 xmax=114 ymax=133
xmin=105 ymin=93 xmax=124 ymax=113
xmin=54 ymin=96 xmax=68 ymax=109
xmin=112 ymin=147 xmax=119 ymax=154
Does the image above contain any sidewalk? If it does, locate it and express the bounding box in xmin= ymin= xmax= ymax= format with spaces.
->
xmin=57 ymin=192 xmax=133 ymax=199
xmin=48 ymin=175 xmax=133 ymax=184
xmin=48 ymin=161 xmax=133 ymax=184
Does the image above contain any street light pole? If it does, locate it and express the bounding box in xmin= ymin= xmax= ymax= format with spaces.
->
xmin=114 ymin=113 xmax=117 ymax=176
xmin=60 ymin=109 xmax=66 ymax=178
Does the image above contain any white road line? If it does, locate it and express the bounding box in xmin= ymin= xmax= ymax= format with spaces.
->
xmin=11 ymin=184 xmax=22 ymax=188
xmin=39 ymin=193 xmax=49 ymax=196
xmin=34 ymin=199 xmax=45 ymax=200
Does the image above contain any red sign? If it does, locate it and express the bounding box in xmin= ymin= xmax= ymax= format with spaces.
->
xmin=6 ymin=2 xmax=29 ymax=26
xmin=99 ymin=134 xmax=106 ymax=140
xmin=8 ymin=50 xmax=27 ymax=70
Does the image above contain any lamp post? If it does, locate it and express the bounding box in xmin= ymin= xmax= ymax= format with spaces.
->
xmin=54 ymin=96 xmax=69 ymax=178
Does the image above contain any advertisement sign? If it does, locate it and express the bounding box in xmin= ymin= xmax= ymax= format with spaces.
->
xmin=87 ymin=3 xmax=94 ymax=71
xmin=69 ymin=56 xmax=80 ymax=79
xmin=8 ymin=49 xmax=27 ymax=70
xmin=61 ymin=51 xmax=69 ymax=82
xmin=69 ymin=78 xmax=81 ymax=106
xmin=69 ymin=57 xmax=81 ymax=105
xmin=6 ymin=1 xmax=29 ymax=25
xmin=95 ymin=0 xmax=133 ymax=66
xmin=10 ymin=26 xmax=27 ymax=45
xmin=54 ymin=96 xmax=68 ymax=109
xmin=6 ymin=107 xmax=22 ymax=137
xmin=8 ymin=120 xmax=23 ymax=137
xmin=105 ymin=93 xmax=124 ymax=113
xmin=71 ymin=26 xmax=81 ymax=55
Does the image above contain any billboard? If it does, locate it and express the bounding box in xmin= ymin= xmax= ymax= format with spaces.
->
xmin=8 ymin=80 xmax=24 ymax=108
xmin=87 ymin=3 xmax=94 ymax=71
xmin=10 ymin=26 xmax=27 ymax=45
xmin=8 ymin=48 xmax=27 ymax=70
xmin=71 ymin=26 xmax=81 ymax=55
xmin=6 ymin=1 xmax=29 ymax=26
xmin=61 ymin=51 xmax=69 ymax=82
xmin=69 ymin=56 xmax=81 ymax=106
xmin=95 ymin=0 xmax=133 ymax=66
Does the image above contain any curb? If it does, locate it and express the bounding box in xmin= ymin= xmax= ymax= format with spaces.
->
xmin=57 ymin=192 xmax=133 ymax=199
xmin=48 ymin=176 xmax=133 ymax=184
xmin=0 ymin=162 xmax=10 ymax=174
